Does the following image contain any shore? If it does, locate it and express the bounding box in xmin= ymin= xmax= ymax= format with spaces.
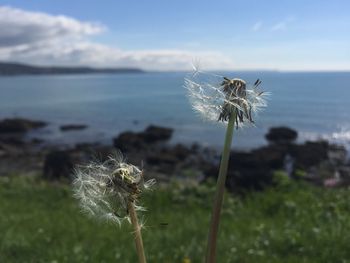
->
xmin=1 ymin=117 xmax=349 ymax=190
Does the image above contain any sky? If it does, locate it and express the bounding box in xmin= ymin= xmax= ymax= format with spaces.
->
xmin=0 ymin=0 xmax=349 ymax=71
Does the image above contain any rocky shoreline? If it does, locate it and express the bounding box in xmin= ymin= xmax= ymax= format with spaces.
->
xmin=0 ymin=118 xmax=349 ymax=191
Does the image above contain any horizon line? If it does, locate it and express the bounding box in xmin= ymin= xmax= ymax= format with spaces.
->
xmin=1 ymin=61 xmax=350 ymax=74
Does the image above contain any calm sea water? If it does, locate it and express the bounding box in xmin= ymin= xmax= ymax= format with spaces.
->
xmin=0 ymin=72 xmax=350 ymax=150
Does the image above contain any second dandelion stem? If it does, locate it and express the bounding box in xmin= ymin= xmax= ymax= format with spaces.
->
xmin=205 ymin=112 xmax=236 ymax=263
xmin=128 ymin=201 xmax=147 ymax=263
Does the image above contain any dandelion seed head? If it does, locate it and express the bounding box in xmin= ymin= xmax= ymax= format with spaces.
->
xmin=72 ymin=152 xmax=155 ymax=224
xmin=184 ymin=69 xmax=267 ymax=127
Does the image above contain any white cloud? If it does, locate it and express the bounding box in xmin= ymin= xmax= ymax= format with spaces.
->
xmin=0 ymin=40 xmax=235 ymax=70
xmin=270 ymin=16 xmax=295 ymax=31
xmin=270 ymin=22 xmax=287 ymax=31
xmin=252 ymin=21 xmax=263 ymax=32
xmin=0 ymin=6 xmax=235 ymax=70
xmin=0 ymin=6 xmax=104 ymax=47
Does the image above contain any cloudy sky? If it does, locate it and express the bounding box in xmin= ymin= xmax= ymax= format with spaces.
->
xmin=0 ymin=0 xmax=349 ymax=71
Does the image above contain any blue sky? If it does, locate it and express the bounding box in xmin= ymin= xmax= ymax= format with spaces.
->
xmin=0 ymin=0 xmax=349 ymax=70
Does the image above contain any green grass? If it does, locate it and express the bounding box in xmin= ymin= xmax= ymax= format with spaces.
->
xmin=1 ymin=175 xmax=350 ymax=263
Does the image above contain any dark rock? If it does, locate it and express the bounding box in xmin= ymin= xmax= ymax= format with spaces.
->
xmin=227 ymin=151 xmax=274 ymax=192
xmin=291 ymin=141 xmax=329 ymax=170
xmin=252 ymin=144 xmax=288 ymax=170
xmin=338 ymin=166 xmax=350 ymax=180
xmin=229 ymin=145 xmax=287 ymax=173
xmin=0 ymin=118 xmax=47 ymax=133
xmin=43 ymin=151 xmax=73 ymax=180
xmin=142 ymin=125 xmax=173 ymax=143
xmin=191 ymin=143 xmax=200 ymax=153
xmin=227 ymin=170 xmax=274 ymax=193
xmin=114 ymin=131 xmax=146 ymax=152
xmin=265 ymin=127 xmax=298 ymax=144
xmin=0 ymin=135 xmax=26 ymax=146
xmin=202 ymin=138 xmax=340 ymax=192
xmin=307 ymin=161 xmax=336 ymax=181
xmin=145 ymin=145 xmax=191 ymax=172
xmin=147 ymin=153 xmax=178 ymax=166
xmin=230 ymin=152 xmax=262 ymax=169
xmin=73 ymin=144 xmax=116 ymax=163
xmin=113 ymin=125 xmax=173 ymax=152
xmin=171 ymin=144 xmax=192 ymax=161
xmin=0 ymin=142 xmax=22 ymax=156
xmin=202 ymin=150 xmax=275 ymax=193
xmin=328 ymin=144 xmax=347 ymax=164
xmin=60 ymin=124 xmax=87 ymax=131
xmin=31 ymin=138 xmax=44 ymax=144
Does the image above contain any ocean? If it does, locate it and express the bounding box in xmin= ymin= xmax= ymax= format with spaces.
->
xmin=0 ymin=71 xmax=350 ymax=151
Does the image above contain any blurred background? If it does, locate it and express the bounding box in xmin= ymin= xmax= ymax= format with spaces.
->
xmin=1 ymin=1 xmax=350 ymax=262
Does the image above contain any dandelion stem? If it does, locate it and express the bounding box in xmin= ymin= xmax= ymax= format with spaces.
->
xmin=128 ymin=201 xmax=147 ymax=263
xmin=205 ymin=112 xmax=235 ymax=263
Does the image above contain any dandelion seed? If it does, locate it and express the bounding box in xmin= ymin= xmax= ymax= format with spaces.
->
xmin=184 ymin=70 xmax=268 ymax=128
xmin=184 ymin=67 xmax=269 ymax=263
xmin=72 ymin=152 xmax=155 ymax=224
xmin=72 ymin=151 xmax=153 ymax=263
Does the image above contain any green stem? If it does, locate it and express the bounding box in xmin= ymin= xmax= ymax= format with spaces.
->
xmin=205 ymin=113 xmax=235 ymax=263
xmin=128 ymin=201 xmax=147 ymax=263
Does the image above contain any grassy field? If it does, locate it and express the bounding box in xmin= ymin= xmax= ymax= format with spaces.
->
xmin=1 ymin=175 xmax=350 ymax=263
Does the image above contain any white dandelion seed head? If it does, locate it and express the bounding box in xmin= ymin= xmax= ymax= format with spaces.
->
xmin=72 ymin=152 xmax=155 ymax=224
xmin=184 ymin=69 xmax=268 ymax=128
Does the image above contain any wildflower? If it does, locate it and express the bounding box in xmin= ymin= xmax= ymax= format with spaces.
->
xmin=184 ymin=67 xmax=269 ymax=263
xmin=73 ymin=152 xmax=153 ymax=263
xmin=185 ymin=70 xmax=267 ymax=127
xmin=72 ymin=152 xmax=155 ymax=224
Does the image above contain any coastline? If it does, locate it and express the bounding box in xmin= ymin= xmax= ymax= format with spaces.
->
xmin=0 ymin=61 xmax=144 ymax=76
xmin=1 ymin=117 xmax=349 ymax=190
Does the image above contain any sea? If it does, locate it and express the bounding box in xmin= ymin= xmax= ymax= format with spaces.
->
xmin=0 ymin=71 xmax=350 ymax=151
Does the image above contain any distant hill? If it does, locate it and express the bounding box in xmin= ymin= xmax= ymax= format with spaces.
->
xmin=0 ymin=62 xmax=144 ymax=76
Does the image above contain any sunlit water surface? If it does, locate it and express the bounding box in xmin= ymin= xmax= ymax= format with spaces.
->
xmin=1 ymin=71 xmax=349 ymax=151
